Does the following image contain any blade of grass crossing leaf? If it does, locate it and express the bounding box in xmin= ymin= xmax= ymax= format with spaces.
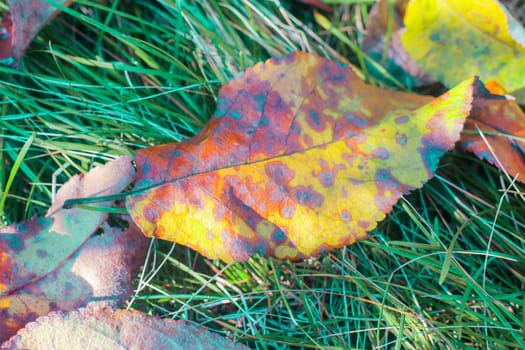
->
xmin=63 ymin=192 xmax=131 ymax=208
xmin=0 ymin=133 xmax=36 ymax=217
xmin=76 ymin=204 xmax=128 ymax=214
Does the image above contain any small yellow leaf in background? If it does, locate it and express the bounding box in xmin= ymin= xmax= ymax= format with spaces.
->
xmin=401 ymin=0 xmax=525 ymax=102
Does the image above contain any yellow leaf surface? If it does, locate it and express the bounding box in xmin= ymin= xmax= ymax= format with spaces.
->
xmin=401 ymin=0 xmax=525 ymax=102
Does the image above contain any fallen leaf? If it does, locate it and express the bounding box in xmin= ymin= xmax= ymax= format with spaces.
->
xmin=0 ymin=13 xmax=14 ymax=64
xmin=0 ymin=0 xmax=73 ymax=65
xmin=1 ymin=306 xmax=249 ymax=349
xmin=360 ymin=0 xmax=525 ymax=180
xmin=401 ymin=0 xmax=525 ymax=102
xmin=126 ymin=52 xmax=476 ymax=263
xmin=360 ymin=0 xmax=434 ymax=87
xmin=0 ymin=156 xmax=146 ymax=342
xmin=460 ymin=82 xmax=525 ymax=182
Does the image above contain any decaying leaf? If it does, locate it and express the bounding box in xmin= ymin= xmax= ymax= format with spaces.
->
xmin=0 ymin=156 xmax=147 ymax=342
xmin=1 ymin=306 xmax=249 ymax=349
xmin=126 ymin=52 xmax=477 ymax=263
xmin=0 ymin=0 xmax=73 ymax=65
xmin=360 ymin=0 xmax=434 ymax=87
xmin=360 ymin=0 xmax=525 ymax=180
xmin=460 ymin=82 xmax=525 ymax=182
xmin=0 ymin=13 xmax=14 ymax=64
xmin=401 ymin=0 xmax=525 ymax=103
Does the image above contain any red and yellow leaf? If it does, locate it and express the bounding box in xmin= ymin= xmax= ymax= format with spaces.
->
xmin=0 ymin=0 xmax=73 ymax=65
xmin=401 ymin=0 xmax=525 ymax=103
xmin=1 ymin=307 xmax=249 ymax=349
xmin=460 ymin=82 xmax=525 ymax=181
xmin=0 ymin=156 xmax=147 ymax=342
xmin=126 ymin=52 xmax=477 ymax=263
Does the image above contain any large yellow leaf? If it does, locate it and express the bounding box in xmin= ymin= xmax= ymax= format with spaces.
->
xmin=126 ymin=52 xmax=477 ymax=263
xmin=401 ymin=0 xmax=525 ymax=102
